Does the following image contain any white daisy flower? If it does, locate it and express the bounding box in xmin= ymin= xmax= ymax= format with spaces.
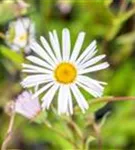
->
xmin=6 ymin=17 xmax=35 ymax=54
xmin=21 ymin=28 xmax=109 ymax=115
xmin=15 ymin=91 xmax=41 ymax=119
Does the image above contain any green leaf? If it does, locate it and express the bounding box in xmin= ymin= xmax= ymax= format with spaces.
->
xmin=0 ymin=45 xmax=24 ymax=68
xmin=99 ymin=112 xmax=111 ymax=128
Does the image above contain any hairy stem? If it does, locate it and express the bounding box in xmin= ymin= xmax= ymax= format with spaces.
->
xmin=89 ymin=96 xmax=135 ymax=105
xmin=92 ymin=122 xmax=102 ymax=150
xmin=1 ymin=111 xmax=15 ymax=150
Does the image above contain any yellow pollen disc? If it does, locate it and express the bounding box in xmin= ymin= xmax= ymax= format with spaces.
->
xmin=54 ymin=63 xmax=77 ymax=84
xmin=19 ymin=33 xmax=27 ymax=41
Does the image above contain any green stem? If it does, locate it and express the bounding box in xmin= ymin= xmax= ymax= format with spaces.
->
xmin=66 ymin=118 xmax=84 ymax=150
xmin=89 ymin=96 xmax=135 ymax=105
xmin=65 ymin=117 xmax=83 ymax=140
xmin=44 ymin=121 xmax=80 ymax=149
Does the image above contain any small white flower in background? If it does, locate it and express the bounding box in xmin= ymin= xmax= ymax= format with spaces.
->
xmin=15 ymin=91 xmax=41 ymax=119
xmin=5 ymin=17 xmax=35 ymax=54
xmin=21 ymin=28 xmax=109 ymax=115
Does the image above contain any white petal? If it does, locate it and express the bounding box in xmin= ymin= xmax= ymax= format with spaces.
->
xmin=76 ymin=81 xmax=101 ymax=98
xmin=22 ymin=74 xmax=51 ymax=82
xmin=22 ymin=69 xmax=51 ymax=74
xmin=31 ymin=42 xmax=55 ymax=67
xmin=23 ymin=80 xmax=52 ymax=88
xmin=26 ymin=55 xmax=53 ymax=70
xmin=40 ymin=36 xmax=58 ymax=63
xmin=33 ymin=82 xmax=54 ymax=98
xmin=22 ymin=63 xmax=52 ymax=74
xmin=70 ymin=84 xmax=88 ymax=113
xmin=76 ymin=40 xmax=96 ymax=65
xmin=67 ymin=87 xmax=73 ymax=114
xmin=79 ymin=50 xmax=97 ymax=65
xmin=62 ymin=28 xmax=71 ymax=61
xmin=53 ymin=30 xmax=62 ymax=60
xmin=70 ymin=32 xmax=85 ymax=62
xmin=77 ymin=75 xmax=104 ymax=93
xmin=79 ymin=62 xmax=109 ymax=74
xmin=21 ymin=74 xmax=53 ymax=88
xmin=48 ymin=31 xmax=62 ymax=61
xmin=78 ymin=54 xmax=106 ymax=70
xmin=58 ymin=85 xmax=69 ymax=114
xmin=41 ymin=83 xmax=59 ymax=109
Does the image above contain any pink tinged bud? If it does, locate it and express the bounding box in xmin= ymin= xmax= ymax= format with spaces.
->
xmin=15 ymin=91 xmax=41 ymax=119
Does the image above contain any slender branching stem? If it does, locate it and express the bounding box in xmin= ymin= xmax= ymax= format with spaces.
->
xmin=65 ymin=117 xmax=83 ymax=140
xmin=89 ymin=96 xmax=135 ymax=105
xmin=44 ymin=121 xmax=80 ymax=149
xmin=92 ymin=122 xmax=102 ymax=150
xmin=1 ymin=111 xmax=15 ymax=150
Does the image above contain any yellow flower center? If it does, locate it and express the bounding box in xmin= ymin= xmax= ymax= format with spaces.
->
xmin=54 ymin=62 xmax=77 ymax=84
xmin=19 ymin=33 xmax=27 ymax=41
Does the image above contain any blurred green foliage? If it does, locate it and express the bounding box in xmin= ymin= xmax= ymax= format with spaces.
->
xmin=0 ymin=0 xmax=135 ymax=149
